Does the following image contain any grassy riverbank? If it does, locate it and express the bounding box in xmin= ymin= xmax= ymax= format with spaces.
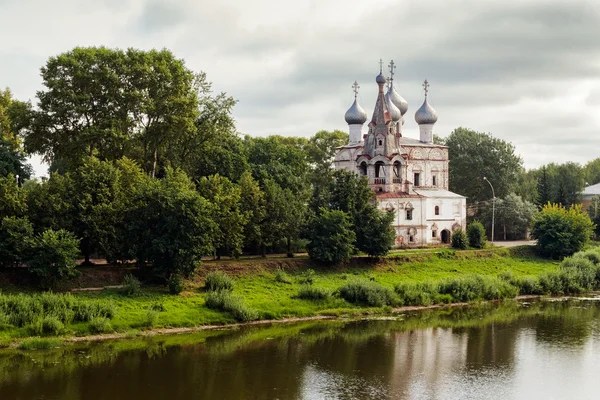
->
xmin=0 ymin=246 xmax=574 ymax=346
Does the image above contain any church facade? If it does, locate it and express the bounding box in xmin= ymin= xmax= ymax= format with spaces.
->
xmin=334 ymin=61 xmax=466 ymax=247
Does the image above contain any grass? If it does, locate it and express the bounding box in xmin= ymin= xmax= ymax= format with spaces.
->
xmin=18 ymin=337 xmax=62 ymax=350
xmin=0 ymin=247 xmax=568 ymax=340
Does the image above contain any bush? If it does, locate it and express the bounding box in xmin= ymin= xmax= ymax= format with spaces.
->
xmin=467 ymin=221 xmax=487 ymax=249
xmin=530 ymin=203 xmax=595 ymax=259
xmin=451 ymin=228 xmax=468 ymax=250
xmin=28 ymin=229 xmax=80 ymax=288
xmin=298 ymin=269 xmax=315 ymax=285
xmin=145 ymin=309 xmax=159 ymax=328
xmin=296 ymin=285 xmax=331 ymax=300
xmin=274 ymin=269 xmax=292 ymax=284
xmin=337 ymin=281 xmax=397 ymax=307
xmin=28 ymin=316 xmax=65 ymax=336
xmin=0 ymin=216 xmax=34 ymax=268
xmin=89 ymin=317 xmax=113 ymax=334
xmin=19 ymin=338 xmax=61 ymax=350
xmin=205 ymin=271 xmax=233 ymax=292
xmin=394 ymin=282 xmax=438 ymax=306
xmin=205 ymin=291 xmax=257 ymax=322
xmin=168 ymin=274 xmax=185 ymax=294
xmin=438 ymin=275 xmax=517 ymax=302
xmin=307 ymin=209 xmax=356 ymax=263
xmin=122 ymin=274 xmax=141 ymax=296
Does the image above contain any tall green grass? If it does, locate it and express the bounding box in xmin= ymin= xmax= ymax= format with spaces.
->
xmin=205 ymin=291 xmax=257 ymax=322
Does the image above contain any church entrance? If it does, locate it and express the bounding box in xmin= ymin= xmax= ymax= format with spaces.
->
xmin=441 ymin=229 xmax=450 ymax=244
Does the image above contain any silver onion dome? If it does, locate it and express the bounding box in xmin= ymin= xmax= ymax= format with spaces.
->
xmin=387 ymin=85 xmax=408 ymax=116
xmin=345 ymin=99 xmax=368 ymax=125
xmin=385 ymin=92 xmax=401 ymax=122
xmin=376 ymin=72 xmax=386 ymax=85
xmin=415 ymin=97 xmax=438 ymax=125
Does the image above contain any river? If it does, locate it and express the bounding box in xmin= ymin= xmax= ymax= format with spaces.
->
xmin=1 ymin=299 xmax=600 ymax=399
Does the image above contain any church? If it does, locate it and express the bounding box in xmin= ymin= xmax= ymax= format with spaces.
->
xmin=334 ymin=60 xmax=466 ymax=247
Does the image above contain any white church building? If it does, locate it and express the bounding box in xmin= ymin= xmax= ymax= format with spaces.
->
xmin=334 ymin=60 xmax=466 ymax=247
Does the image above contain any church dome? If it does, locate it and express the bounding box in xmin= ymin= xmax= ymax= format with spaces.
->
xmin=385 ymin=92 xmax=401 ymax=122
xmin=386 ymin=85 xmax=408 ymax=115
xmin=376 ymin=72 xmax=386 ymax=85
xmin=344 ymin=99 xmax=368 ymax=125
xmin=415 ymin=98 xmax=438 ymax=125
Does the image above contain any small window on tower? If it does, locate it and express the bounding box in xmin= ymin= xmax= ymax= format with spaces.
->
xmin=406 ymin=209 xmax=413 ymax=220
xmin=435 ymin=206 xmax=440 ymax=216
xmin=378 ymin=140 xmax=382 ymax=146
xmin=432 ymin=175 xmax=437 ymax=186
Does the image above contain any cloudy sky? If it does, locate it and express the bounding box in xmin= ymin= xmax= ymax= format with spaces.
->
xmin=1 ymin=0 xmax=599 ymax=175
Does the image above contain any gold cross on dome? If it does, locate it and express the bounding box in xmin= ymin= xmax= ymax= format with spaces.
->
xmin=352 ymin=81 xmax=360 ymax=98
xmin=423 ymin=79 xmax=430 ymax=97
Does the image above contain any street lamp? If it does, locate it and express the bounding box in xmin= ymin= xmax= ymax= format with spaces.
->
xmin=483 ymin=177 xmax=495 ymax=244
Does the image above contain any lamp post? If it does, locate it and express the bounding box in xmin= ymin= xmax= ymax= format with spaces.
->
xmin=483 ymin=177 xmax=495 ymax=244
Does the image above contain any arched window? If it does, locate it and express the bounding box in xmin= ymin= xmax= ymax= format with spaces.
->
xmin=359 ymin=162 xmax=367 ymax=175
xmin=375 ymin=161 xmax=385 ymax=178
xmin=378 ymin=139 xmax=383 ymax=146
xmin=435 ymin=206 xmax=440 ymax=215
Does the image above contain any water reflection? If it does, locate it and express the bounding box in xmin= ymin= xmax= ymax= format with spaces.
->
xmin=2 ymin=299 xmax=600 ymax=399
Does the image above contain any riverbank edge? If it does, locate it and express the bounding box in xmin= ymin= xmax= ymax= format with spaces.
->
xmin=4 ymin=293 xmax=551 ymax=348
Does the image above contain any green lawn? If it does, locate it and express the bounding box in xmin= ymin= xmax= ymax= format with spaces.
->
xmin=0 ymin=248 xmax=560 ymax=342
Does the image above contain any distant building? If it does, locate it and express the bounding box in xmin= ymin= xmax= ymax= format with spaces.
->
xmin=334 ymin=60 xmax=467 ymax=247
xmin=582 ymin=183 xmax=600 ymax=211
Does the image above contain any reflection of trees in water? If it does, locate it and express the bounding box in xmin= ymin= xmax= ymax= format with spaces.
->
xmin=2 ymin=300 xmax=600 ymax=399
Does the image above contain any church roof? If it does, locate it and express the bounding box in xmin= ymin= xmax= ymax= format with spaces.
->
xmin=376 ymin=192 xmax=424 ymax=199
xmin=414 ymin=188 xmax=466 ymax=199
xmin=583 ymin=183 xmax=600 ymax=197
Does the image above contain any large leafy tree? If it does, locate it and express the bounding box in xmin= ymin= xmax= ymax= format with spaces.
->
xmin=530 ymin=203 xmax=594 ymax=259
xmin=476 ymin=193 xmax=537 ymax=240
xmin=198 ymin=174 xmax=247 ymax=258
xmin=445 ymin=127 xmax=523 ymax=202
xmin=238 ymin=171 xmax=266 ymax=253
xmin=0 ymin=174 xmax=27 ymax=217
xmin=125 ymin=168 xmax=215 ymax=278
xmin=548 ymin=162 xmax=586 ymax=206
xmin=0 ymin=88 xmax=32 ymax=179
xmin=306 ymin=129 xmax=348 ymax=172
xmin=585 ymin=158 xmax=600 ymax=186
xmin=306 ymin=209 xmax=356 ymax=263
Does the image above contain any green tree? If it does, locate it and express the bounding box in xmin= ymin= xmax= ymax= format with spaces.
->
xmin=467 ymin=221 xmax=487 ymax=249
xmin=198 ymin=174 xmax=247 ymax=258
xmin=536 ymin=166 xmax=551 ymax=207
xmin=587 ymin=195 xmax=600 ymax=237
xmin=584 ymin=158 xmax=600 ymax=186
xmin=0 ymin=174 xmax=26 ymax=217
xmin=307 ymin=209 xmax=356 ymax=263
xmin=125 ymin=168 xmax=215 ymax=278
xmin=306 ymin=130 xmax=348 ymax=172
xmin=238 ymin=171 xmax=265 ymax=253
xmin=530 ymin=203 xmax=594 ymax=259
xmin=476 ymin=193 xmax=537 ymax=240
xmin=0 ymin=216 xmax=34 ymax=268
xmin=28 ymin=229 xmax=80 ymax=288
xmin=355 ymin=207 xmax=396 ymax=257
xmin=0 ymin=88 xmax=32 ymax=179
xmin=25 ymin=172 xmax=76 ymax=233
xmin=553 ymin=162 xmax=585 ymax=206
xmin=451 ymin=228 xmax=468 ymax=249
xmin=445 ymin=127 xmax=523 ymax=202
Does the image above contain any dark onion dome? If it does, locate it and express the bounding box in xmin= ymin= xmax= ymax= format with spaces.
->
xmin=385 ymin=92 xmax=401 ymax=122
xmin=344 ymin=99 xmax=368 ymax=125
xmin=387 ymin=85 xmax=408 ymax=115
xmin=376 ymin=72 xmax=386 ymax=85
xmin=415 ymin=97 xmax=438 ymax=125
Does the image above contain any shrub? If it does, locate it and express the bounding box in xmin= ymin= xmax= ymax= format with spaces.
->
xmin=307 ymin=209 xmax=356 ymax=263
xmin=530 ymin=203 xmax=595 ymax=259
xmin=28 ymin=229 xmax=80 ymax=288
xmin=205 ymin=271 xmax=233 ymax=292
xmin=168 ymin=274 xmax=185 ymax=294
xmin=560 ymin=256 xmax=597 ymax=291
xmin=394 ymin=282 xmax=438 ymax=306
xmin=438 ymin=275 xmax=517 ymax=302
xmin=467 ymin=221 xmax=487 ymax=249
xmin=296 ymin=285 xmax=331 ymax=301
xmin=19 ymin=338 xmax=61 ymax=350
xmin=89 ymin=317 xmax=113 ymax=334
xmin=0 ymin=216 xmax=34 ymax=268
xmin=337 ymin=281 xmax=397 ymax=307
xmin=451 ymin=228 xmax=468 ymax=250
xmin=145 ymin=309 xmax=159 ymax=328
xmin=274 ymin=269 xmax=292 ymax=284
xmin=28 ymin=316 xmax=65 ymax=336
xmin=122 ymin=274 xmax=141 ymax=296
xmin=298 ymin=269 xmax=315 ymax=285
xmin=205 ymin=291 xmax=257 ymax=322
